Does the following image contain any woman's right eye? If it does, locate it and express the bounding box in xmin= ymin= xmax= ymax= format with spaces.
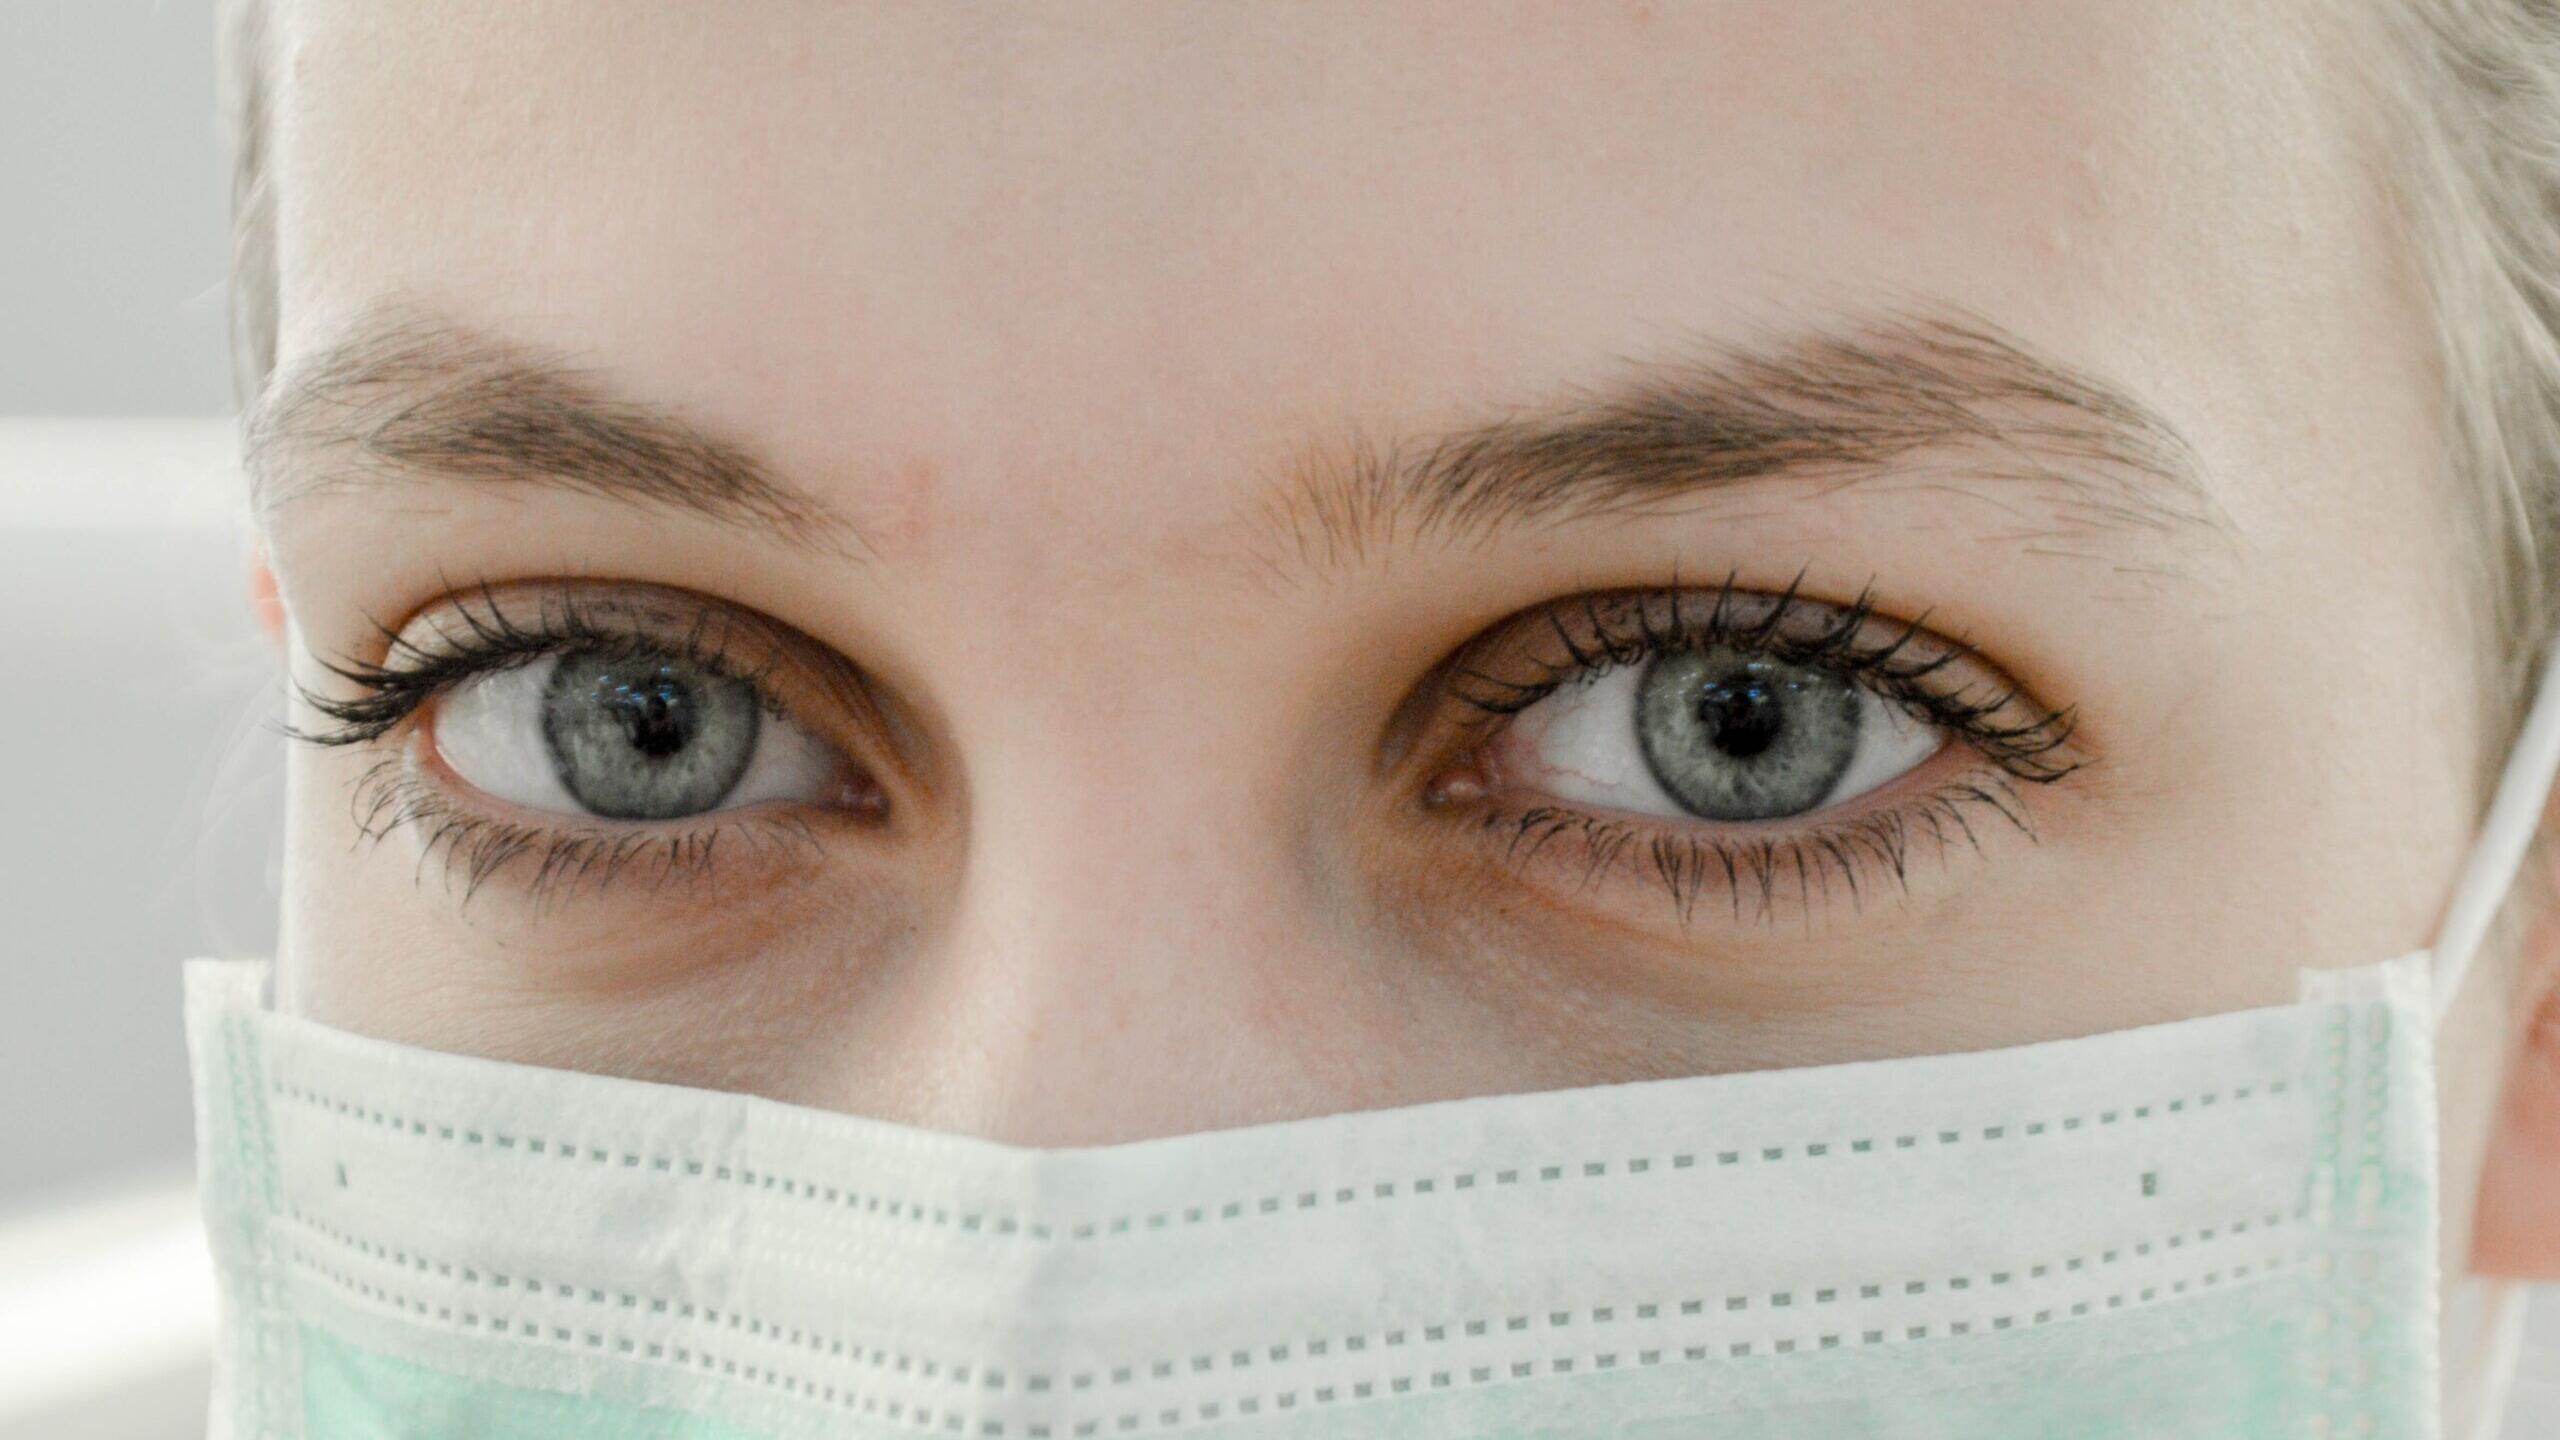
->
xmin=430 ymin=647 xmax=852 ymax=821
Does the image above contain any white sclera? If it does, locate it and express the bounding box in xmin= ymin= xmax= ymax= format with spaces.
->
xmin=432 ymin=653 xmax=844 ymax=819
xmin=1501 ymin=662 xmax=1944 ymax=821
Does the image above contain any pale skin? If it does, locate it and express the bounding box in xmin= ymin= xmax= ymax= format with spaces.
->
xmin=249 ymin=0 xmax=2560 ymax=1382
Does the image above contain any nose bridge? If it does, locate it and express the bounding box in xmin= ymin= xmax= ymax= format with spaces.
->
xmin=932 ymin=488 xmax=1292 ymax=909
xmin=924 ymin=748 xmax=1314 ymax=1145
xmin=896 ymin=575 xmax=1345 ymax=1145
xmin=967 ymin=714 xmax=1260 ymax=964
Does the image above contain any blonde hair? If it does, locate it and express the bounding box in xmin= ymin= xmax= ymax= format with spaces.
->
xmin=216 ymin=2 xmax=2560 ymax=747
xmin=2362 ymin=1 xmax=2560 ymax=776
xmin=219 ymin=0 xmax=275 ymax=415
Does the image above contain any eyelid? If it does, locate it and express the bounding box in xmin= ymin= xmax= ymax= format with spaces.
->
xmin=288 ymin=579 xmax=939 ymax=820
xmin=1407 ymin=576 xmax=2083 ymax=925
xmin=1433 ymin=577 xmax=2084 ymax=786
xmin=292 ymin=581 xmax=847 ymax=750
xmin=307 ymin=582 xmax=901 ymax=908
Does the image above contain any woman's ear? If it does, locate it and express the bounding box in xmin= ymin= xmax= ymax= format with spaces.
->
xmin=248 ymin=542 xmax=287 ymax=651
xmin=2469 ymin=846 xmax=2560 ymax=1278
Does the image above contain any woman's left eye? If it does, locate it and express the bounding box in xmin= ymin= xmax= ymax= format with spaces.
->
xmin=1483 ymin=645 xmax=1946 ymax=824
xmin=431 ymin=647 xmax=848 ymax=820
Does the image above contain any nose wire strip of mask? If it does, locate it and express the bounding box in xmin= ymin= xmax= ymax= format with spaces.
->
xmin=2432 ymin=635 xmax=2560 ymax=1023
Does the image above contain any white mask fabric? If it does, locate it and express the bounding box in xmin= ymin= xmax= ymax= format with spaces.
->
xmin=185 ymin=641 xmax=2560 ymax=1440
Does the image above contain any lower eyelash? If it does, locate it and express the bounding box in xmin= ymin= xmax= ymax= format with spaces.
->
xmin=1474 ymin=772 xmax=2035 ymax=927
xmin=347 ymin=756 xmax=825 ymax=908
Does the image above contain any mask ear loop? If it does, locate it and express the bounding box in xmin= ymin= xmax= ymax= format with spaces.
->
xmin=2432 ymin=635 xmax=2560 ymax=1024
xmin=2454 ymin=1282 xmax=2531 ymax=1440
xmin=2426 ymin=638 xmax=2560 ymax=1440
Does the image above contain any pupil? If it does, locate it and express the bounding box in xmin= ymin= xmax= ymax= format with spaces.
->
xmin=542 ymin=647 xmax=761 ymax=821
xmin=1697 ymin=670 xmax=1784 ymax=760
xmin=608 ymin=670 xmax=697 ymax=760
xmin=1632 ymin=647 xmax=1861 ymax=823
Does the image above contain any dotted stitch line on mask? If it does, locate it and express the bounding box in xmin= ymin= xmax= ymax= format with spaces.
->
xmin=269 ymin=1073 xmax=2295 ymax=1246
xmin=282 ymin=1202 xmax=2305 ymax=1409
xmin=281 ymin=1234 xmax=2301 ymax=1439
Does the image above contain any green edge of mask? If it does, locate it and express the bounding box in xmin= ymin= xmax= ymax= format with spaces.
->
xmin=301 ymin=1325 xmax=774 ymax=1440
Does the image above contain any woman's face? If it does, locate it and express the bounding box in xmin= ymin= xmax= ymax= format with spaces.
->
xmin=254 ymin=0 xmax=2547 ymax=1280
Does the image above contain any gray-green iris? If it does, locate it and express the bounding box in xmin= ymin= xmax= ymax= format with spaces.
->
xmin=1633 ymin=648 xmax=1861 ymax=821
xmin=540 ymin=649 xmax=761 ymax=820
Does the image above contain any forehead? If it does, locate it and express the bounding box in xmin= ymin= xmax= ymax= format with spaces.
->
xmin=264 ymin=0 xmax=2396 ymax=541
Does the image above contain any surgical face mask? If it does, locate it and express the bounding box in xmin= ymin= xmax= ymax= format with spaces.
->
xmin=186 ymin=650 xmax=2560 ymax=1440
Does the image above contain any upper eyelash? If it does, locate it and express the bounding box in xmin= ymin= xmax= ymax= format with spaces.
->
xmin=285 ymin=582 xmax=783 ymax=750
xmin=1439 ymin=566 xmax=2084 ymax=786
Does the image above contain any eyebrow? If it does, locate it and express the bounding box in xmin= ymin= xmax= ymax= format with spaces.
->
xmin=1247 ymin=302 xmax=2225 ymax=583
xmin=246 ymin=310 xmax=866 ymax=554
xmin=250 ymin=303 xmax=2220 ymax=581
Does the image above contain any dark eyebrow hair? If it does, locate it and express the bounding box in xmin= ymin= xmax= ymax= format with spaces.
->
xmin=1247 ymin=302 xmax=2226 ymax=583
xmin=250 ymin=302 xmax=2218 ymax=588
xmin=245 ymin=309 xmax=867 ymax=554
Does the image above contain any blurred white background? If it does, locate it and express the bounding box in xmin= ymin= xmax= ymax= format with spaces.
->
xmin=0 ymin=3 xmax=2552 ymax=1438
xmin=4 ymin=5 xmax=274 ymax=1435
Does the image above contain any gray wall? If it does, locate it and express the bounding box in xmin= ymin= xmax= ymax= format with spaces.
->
xmin=0 ymin=502 xmax=280 ymax=1218
xmin=1 ymin=0 xmax=233 ymax=415
xmin=0 ymin=0 xmax=252 ymax=1217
